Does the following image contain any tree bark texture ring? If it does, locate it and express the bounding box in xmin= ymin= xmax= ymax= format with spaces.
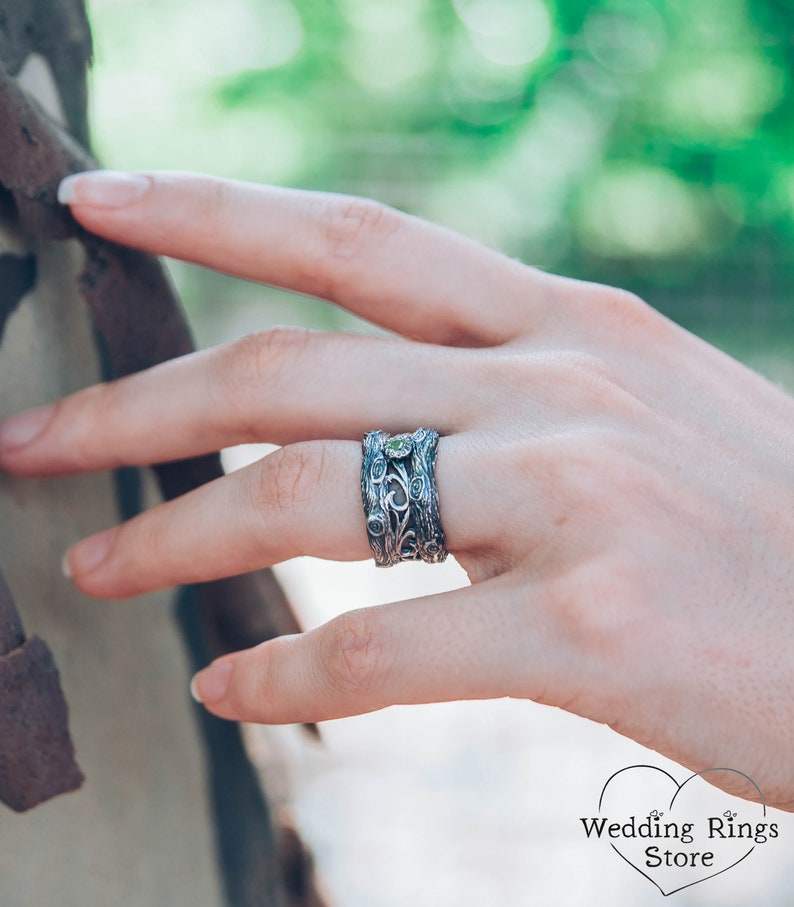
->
xmin=361 ymin=428 xmax=448 ymax=567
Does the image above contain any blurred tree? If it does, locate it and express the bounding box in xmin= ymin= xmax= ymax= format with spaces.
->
xmin=86 ymin=0 xmax=793 ymax=352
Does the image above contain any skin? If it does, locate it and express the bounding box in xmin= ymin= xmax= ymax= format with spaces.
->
xmin=2 ymin=170 xmax=794 ymax=808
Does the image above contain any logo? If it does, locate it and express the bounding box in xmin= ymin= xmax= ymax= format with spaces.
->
xmin=580 ymin=764 xmax=778 ymax=896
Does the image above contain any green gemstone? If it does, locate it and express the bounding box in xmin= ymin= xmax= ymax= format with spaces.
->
xmin=385 ymin=435 xmax=413 ymax=459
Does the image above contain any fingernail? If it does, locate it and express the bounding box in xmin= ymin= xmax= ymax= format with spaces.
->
xmin=64 ymin=527 xmax=118 ymax=577
xmin=191 ymin=661 xmax=233 ymax=704
xmin=58 ymin=170 xmax=151 ymax=208
xmin=0 ymin=405 xmax=54 ymax=452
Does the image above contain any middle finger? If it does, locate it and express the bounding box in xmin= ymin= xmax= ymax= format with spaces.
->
xmin=0 ymin=329 xmax=475 ymax=477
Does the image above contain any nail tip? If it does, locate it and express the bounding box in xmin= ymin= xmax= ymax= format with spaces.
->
xmin=0 ymin=404 xmax=55 ymax=452
xmin=57 ymin=174 xmax=78 ymax=205
xmin=60 ymin=552 xmax=72 ymax=580
xmin=190 ymin=676 xmax=203 ymax=703
xmin=56 ymin=170 xmax=150 ymax=209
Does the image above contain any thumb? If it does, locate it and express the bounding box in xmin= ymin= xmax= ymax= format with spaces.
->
xmin=189 ymin=576 xmax=547 ymax=724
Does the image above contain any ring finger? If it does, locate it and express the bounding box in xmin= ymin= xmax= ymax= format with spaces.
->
xmin=63 ymin=434 xmax=504 ymax=599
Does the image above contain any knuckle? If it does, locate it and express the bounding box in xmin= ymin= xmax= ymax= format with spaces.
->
xmin=520 ymin=430 xmax=649 ymax=517
xmin=477 ymin=348 xmax=629 ymax=418
xmin=220 ymin=328 xmax=316 ymax=439
xmin=318 ymin=610 xmax=387 ymax=698
xmin=228 ymin=327 xmax=315 ymax=382
xmin=315 ymin=194 xmax=401 ymax=297
xmin=609 ymin=287 xmax=648 ymax=313
xmin=553 ymin=438 xmax=627 ymax=508
xmin=257 ymin=443 xmax=328 ymax=520
xmin=579 ymin=282 xmax=657 ymax=332
xmin=323 ymin=196 xmax=398 ymax=258
xmin=605 ymin=287 xmax=650 ymax=316
xmin=546 ymin=556 xmax=644 ymax=658
xmin=608 ymin=288 xmax=658 ymax=330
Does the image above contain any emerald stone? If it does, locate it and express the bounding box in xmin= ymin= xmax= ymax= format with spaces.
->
xmin=385 ymin=435 xmax=413 ymax=459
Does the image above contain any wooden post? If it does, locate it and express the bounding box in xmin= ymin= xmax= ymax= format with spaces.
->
xmin=0 ymin=3 xmax=327 ymax=904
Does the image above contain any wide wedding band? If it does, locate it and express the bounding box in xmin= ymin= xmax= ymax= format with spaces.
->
xmin=361 ymin=428 xmax=448 ymax=567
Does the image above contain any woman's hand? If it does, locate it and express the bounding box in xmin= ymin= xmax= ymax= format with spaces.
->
xmin=3 ymin=170 xmax=794 ymax=808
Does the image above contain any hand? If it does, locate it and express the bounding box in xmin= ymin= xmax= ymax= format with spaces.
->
xmin=3 ymin=170 xmax=794 ymax=809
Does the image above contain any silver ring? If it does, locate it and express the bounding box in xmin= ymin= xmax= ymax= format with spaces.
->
xmin=361 ymin=429 xmax=448 ymax=567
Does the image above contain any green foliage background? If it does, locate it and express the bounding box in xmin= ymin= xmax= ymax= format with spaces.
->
xmin=87 ymin=0 xmax=794 ymax=363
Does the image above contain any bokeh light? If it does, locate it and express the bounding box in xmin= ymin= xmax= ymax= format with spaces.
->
xmin=454 ymin=0 xmax=552 ymax=68
xmin=579 ymin=165 xmax=705 ymax=258
xmin=85 ymin=0 xmax=794 ymax=373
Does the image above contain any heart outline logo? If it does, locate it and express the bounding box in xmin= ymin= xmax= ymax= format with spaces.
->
xmin=596 ymin=764 xmax=767 ymax=897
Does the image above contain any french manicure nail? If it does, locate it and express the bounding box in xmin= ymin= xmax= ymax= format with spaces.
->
xmin=58 ymin=170 xmax=151 ymax=208
xmin=191 ymin=661 xmax=233 ymax=704
xmin=0 ymin=405 xmax=54 ymax=452
xmin=64 ymin=527 xmax=118 ymax=577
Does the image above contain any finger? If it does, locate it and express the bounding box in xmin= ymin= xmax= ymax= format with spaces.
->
xmin=59 ymin=170 xmax=557 ymax=346
xmin=0 ymin=330 xmax=480 ymax=476
xmin=62 ymin=437 xmax=490 ymax=600
xmin=63 ymin=441 xmax=365 ymax=599
xmin=190 ymin=577 xmax=549 ymax=724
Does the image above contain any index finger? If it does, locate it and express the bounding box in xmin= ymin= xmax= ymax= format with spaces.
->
xmin=58 ymin=170 xmax=555 ymax=347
